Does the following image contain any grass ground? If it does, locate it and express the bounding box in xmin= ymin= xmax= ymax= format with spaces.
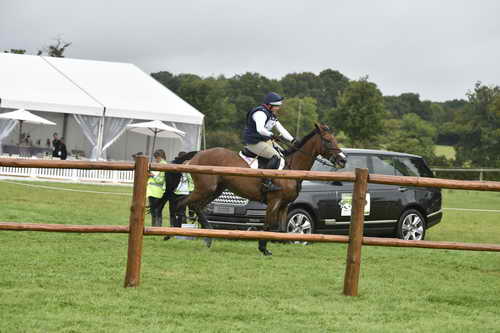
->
xmin=434 ymin=145 xmax=456 ymax=160
xmin=0 ymin=179 xmax=499 ymax=332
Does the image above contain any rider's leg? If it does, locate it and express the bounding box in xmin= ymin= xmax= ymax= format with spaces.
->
xmin=262 ymin=155 xmax=281 ymax=191
xmin=245 ymin=141 xmax=282 ymax=192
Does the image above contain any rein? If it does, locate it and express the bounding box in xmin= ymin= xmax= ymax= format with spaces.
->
xmin=274 ymin=135 xmax=339 ymax=168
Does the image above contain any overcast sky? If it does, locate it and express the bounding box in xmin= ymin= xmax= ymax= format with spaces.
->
xmin=1 ymin=0 xmax=499 ymax=101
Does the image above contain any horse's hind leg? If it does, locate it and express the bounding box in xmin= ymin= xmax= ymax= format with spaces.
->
xmin=193 ymin=208 xmax=214 ymax=248
xmin=258 ymin=239 xmax=271 ymax=256
xmin=258 ymin=222 xmax=272 ymax=256
xmin=177 ymin=188 xmax=224 ymax=248
xmin=258 ymin=199 xmax=284 ymax=256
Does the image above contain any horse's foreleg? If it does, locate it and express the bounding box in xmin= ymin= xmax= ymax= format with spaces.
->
xmin=259 ymin=200 xmax=282 ymax=256
xmin=278 ymin=205 xmax=289 ymax=233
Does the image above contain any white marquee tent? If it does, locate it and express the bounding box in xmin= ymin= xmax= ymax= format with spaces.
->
xmin=0 ymin=53 xmax=204 ymax=160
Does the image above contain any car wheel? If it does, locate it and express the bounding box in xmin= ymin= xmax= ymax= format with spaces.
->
xmin=285 ymin=208 xmax=314 ymax=245
xmin=396 ymin=209 xmax=426 ymax=240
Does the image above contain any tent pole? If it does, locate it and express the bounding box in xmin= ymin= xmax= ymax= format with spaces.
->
xmin=202 ymin=119 xmax=206 ymax=150
xmin=96 ymin=109 xmax=106 ymax=160
xmin=18 ymin=120 xmax=23 ymax=145
xmin=151 ymin=130 xmax=158 ymax=162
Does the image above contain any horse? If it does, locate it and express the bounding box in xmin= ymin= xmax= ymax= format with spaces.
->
xmin=172 ymin=123 xmax=347 ymax=256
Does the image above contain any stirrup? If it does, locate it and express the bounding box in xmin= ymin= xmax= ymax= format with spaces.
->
xmin=263 ymin=181 xmax=281 ymax=192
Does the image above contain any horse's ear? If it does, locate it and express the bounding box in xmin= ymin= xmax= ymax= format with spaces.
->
xmin=314 ymin=123 xmax=321 ymax=132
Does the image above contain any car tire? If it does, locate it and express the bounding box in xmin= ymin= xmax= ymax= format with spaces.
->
xmin=396 ymin=209 xmax=426 ymax=240
xmin=285 ymin=208 xmax=314 ymax=245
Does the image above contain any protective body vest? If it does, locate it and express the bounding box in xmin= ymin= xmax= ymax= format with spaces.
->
xmin=146 ymin=159 xmax=167 ymax=198
xmin=243 ymin=105 xmax=277 ymax=144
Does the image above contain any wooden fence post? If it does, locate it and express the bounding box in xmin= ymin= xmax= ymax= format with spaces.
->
xmin=343 ymin=168 xmax=369 ymax=296
xmin=124 ymin=155 xmax=149 ymax=288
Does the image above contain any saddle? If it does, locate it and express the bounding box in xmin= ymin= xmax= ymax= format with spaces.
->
xmin=239 ymin=148 xmax=285 ymax=170
xmin=240 ymin=148 xmax=269 ymax=169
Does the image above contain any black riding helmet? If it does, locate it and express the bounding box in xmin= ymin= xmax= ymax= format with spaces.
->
xmin=263 ymin=92 xmax=284 ymax=106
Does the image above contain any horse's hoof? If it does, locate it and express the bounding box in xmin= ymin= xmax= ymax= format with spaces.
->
xmin=204 ymin=237 xmax=212 ymax=248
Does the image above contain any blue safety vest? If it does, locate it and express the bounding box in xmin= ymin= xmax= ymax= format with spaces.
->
xmin=243 ymin=105 xmax=277 ymax=144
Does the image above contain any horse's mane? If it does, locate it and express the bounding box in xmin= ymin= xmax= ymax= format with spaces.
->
xmin=283 ymin=127 xmax=318 ymax=157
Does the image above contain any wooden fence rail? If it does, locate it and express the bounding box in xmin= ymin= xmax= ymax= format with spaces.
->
xmin=1 ymin=156 xmax=500 ymax=296
xmin=2 ymin=222 xmax=499 ymax=252
xmin=2 ymin=158 xmax=500 ymax=191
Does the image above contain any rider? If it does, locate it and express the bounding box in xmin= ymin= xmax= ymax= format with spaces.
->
xmin=243 ymin=92 xmax=295 ymax=192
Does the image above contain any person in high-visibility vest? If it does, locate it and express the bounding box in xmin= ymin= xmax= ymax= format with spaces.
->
xmin=146 ymin=149 xmax=168 ymax=227
xmin=170 ymin=170 xmax=195 ymax=228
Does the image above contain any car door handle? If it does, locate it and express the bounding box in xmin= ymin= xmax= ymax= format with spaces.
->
xmin=398 ymin=187 xmax=408 ymax=192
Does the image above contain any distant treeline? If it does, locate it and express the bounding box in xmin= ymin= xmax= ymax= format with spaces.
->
xmin=152 ymin=70 xmax=500 ymax=168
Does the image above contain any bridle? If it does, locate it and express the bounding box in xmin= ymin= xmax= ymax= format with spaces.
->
xmin=317 ymin=133 xmax=345 ymax=168
xmin=276 ymin=128 xmax=345 ymax=168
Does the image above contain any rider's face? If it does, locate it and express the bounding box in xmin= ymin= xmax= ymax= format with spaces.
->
xmin=270 ymin=105 xmax=281 ymax=113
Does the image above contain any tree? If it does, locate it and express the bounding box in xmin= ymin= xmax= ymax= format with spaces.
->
xmin=281 ymin=72 xmax=320 ymax=99
xmin=205 ymin=130 xmax=241 ymax=151
xmin=39 ymin=38 xmax=72 ymax=57
xmin=328 ymin=77 xmax=387 ymax=148
xmin=383 ymin=113 xmax=437 ymax=161
xmin=455 ymin=82 xmax=500 ymax=167
xmin=317 ymin=69 xmax=350 ymax=117
xmin=151 ymin=71 xmax=181 ymax=93
xmin=281 ymin=69 xmax=349 ymax=121
xmin=384 ymin=93 xmax=432 ymax=120
xmin=278 ymin=97 xmax=319 ymax=138
xmin=3 ymin=49 xmax=26 ymax=54
xmin=227 ymin=72 xmax=281 ymax=108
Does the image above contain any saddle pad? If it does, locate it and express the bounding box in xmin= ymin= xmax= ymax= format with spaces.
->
xmin=238 ymin=151 xmax=285 ymax=170
xmin=239 ymin=151 xmax=259 ymax=169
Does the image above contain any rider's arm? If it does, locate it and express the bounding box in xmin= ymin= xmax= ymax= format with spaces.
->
xmin=275 ymin=121 xmax=294 ymax=142
xmin=252 ymin=111 xmax=273 ymax=137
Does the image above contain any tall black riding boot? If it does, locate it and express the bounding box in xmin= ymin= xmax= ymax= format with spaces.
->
xmin=262 ymin=155 xmax=282 ymax=192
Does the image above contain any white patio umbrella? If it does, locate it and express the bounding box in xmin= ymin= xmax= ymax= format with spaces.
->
xmin=126 ymin=120 xmax=185 ymax=160
xmin=0 ymin=109 xmax=56 ymax=144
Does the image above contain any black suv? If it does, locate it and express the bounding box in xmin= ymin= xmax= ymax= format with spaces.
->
xmin=204 ymin=149 xmax=442 ymax=240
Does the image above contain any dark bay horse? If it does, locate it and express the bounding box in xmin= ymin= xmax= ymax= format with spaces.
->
xmin=174 ymin=124 xmax=347 ymax=255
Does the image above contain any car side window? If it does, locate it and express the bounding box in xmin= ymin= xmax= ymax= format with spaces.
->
xmin=391 ymin=157 xmax=418 ymax=176
xmin=396 ymin=157 xmax=434 ymax=177
xmin=371 ymin=155 xmax=396 ymax=175
xmin=341 ymin=154 xmax=369 ymax=173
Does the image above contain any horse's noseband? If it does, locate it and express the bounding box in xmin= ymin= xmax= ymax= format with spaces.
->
xmin=319 ymin=132 xmax=346 ymax=168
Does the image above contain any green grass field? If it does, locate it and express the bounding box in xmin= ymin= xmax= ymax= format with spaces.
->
xmin=434 ymin=145 xmax=456 ymax=160
xmin=0 ymin=179 xmax=499 ymax=332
